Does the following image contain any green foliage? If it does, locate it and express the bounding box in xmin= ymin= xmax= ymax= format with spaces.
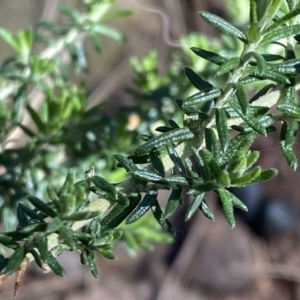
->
xmin=0 ymin=0 xmax=300 ymax=293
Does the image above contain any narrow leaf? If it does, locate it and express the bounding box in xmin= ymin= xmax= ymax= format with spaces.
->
xmin=16 ymin=206 xmax=29 ymax=228
xmin=248 ymin=51 xmax=267 ymax=73
xmin=92 ymin=24 xmax=124 ymax=42
xmin=114 ymin=154 xmax=137 ymax=172
xmin=217 ymin=170 xmax=231 ymax=186
xmin=151 ymin=154 xmax=165 ymax=176
xmin=0 ymin=28 xmax=19 ymax=51
xmin=215 ymin=108 xmax=229 ymax=151
xmin=262 ymin=54 xmax=284 ymax=61
xmin=126 ymin=190 xmax=158 ymax=224
xmin=220 ymin=133 xmax=256 ymax=164
xmin=27 ymin=196 xmax=56 ymax=218
xmin=58 ymin=5 xmax=81 ymax=23
xmin=63 ymin=211 xmax=101 ymax=221
xmin=88 ymin=219 xmax=101 ymax=238
xmin=18 ymin=124 xmax=35 ymax=138
xmin=89 ymin=31 xmax=103 ymax=52
xmin=101 ymin=193 xmax=141 ymax=232
xmin=227 ymin=150 xmax=247 ymax=178
xmin=165 ymin=188 xmax=182 ymax=218
xmin=281 ymin=143 xmax=298 ymax=170
xmin=246 ymin=151 xmax=260 ymax=169
xmin=227 ymin=190 xmax=248 ymax=211
xmin=200 ymin=11 xmax=247 ymax=41
xmin=247 ymin=67 xmax=290 ymax=84
xmin=18 ymin=203 xmax=44 ymax=221
xmin=74 ymin=185 xmax=86 ymax=207
xmin=185 ymin=158 xmax=198 ymax=178
xmin=204 ymin=128 xmax=220 ymax=161
xmin=215 ymin=57 xmax=240 ymax=77
xmin=98 ymin=249 xmax=115 ymax=260
xmin=155 ymin=126 xmax=172 ymax=133
xmin=47 ymin=254 xmax=65 ymax=277
xmin=151 ymin=200 xmax=175 ymax=234
xmin=230 ymin=100 xmax=267 ymax=135
xmin=231 ymin=166 xmax=262 ymax=186
xmin=20 ymin=223 xmax=47 ymax=233
xmin=281 ymin=120 xmax=298 ymax=146
xmin=169 ymin=120 xmax=180 ymax=129
xmin=184 ymin=67 xmax=213 ymax=90
xmin=256 ymin=1 xmax=268 ymax=21
xmin=30 ymin=249 xmax=44 ymax=269
xmin=280 ymin=120 xmax=298 ymax=169
xmin=162 ymin=175 xmax=190 ymax=186
xmin=37 ymin=21 xmax=65 ymax=34
xmin=60 ymin=171 xmax=74 ymax=196
xmin=199 ymin=200 xmax=215 ymax=220
xmin=129 ymin=170 xmax=163 ymax=182
xmin=286 ymin=47 xmax=297 ymax=60
xmin=185 ymin=193 xmax=205 ymax=221
xmin=260 ymin=0 xmax=283 ymax=30
xmin=239 ymin=76 xmax=260 ymax=84
xmin=249 ymin=84 xmax=275 ymax=102
xmin=286 ymin=0 xmax=297 ymax=10
xmin=17 ymin=29 xmax=33 ymax=59
xmin=80 ymin=251 xmax=88 ymax=265
xmin=235 ymin=83 xmax=249 ymax=114
xmin=60 ymin=194 xmax=76 ymax=216
xmin=112 ymin=230 xmax=123 ymax=241
xmin=4 ymin=247 xmax=25 ymax=275
xmin=46 ymin=216 xmax=62 ymax=233
xmin=26 ymin=104 xmax=46 ymax=133
xmin=0 ymin=239 xmax=19 ymax=250
xmin=266 ymin=7 xmax=300 ymax=32
xmin=217 ymin=188 xmax=235 ymax=228
xmin=249 ymin=0 xmax=258 ymax=23
xmin=47 ymin=185 xmax=60 ymax=212
xmin=91 ymin=175 xmax=118 ymax=200
xmin=255 ymin=168 xmax=278 ymax=182
xmin=103 ymin=9 xmax=133 ymax=19
xmin=183 ymin=88 xmax=221 ymax=107
xmin=191 ymin=147 xmax=210 ymax=181
xmin=59 ymin=226 xmax=76 ymax=250
xmin=201 ymin=149 xmax=221 ymax=178
xmin=166 ymin=145 xmax=186 ymax=175
xmin=277 ymin=103 xmax=300 ymax=118
xmin=268 ymin=59 xmax=300 ymax=74
xmin=261 ymin=24 xmax=300 ymax=45
xmin=36 ymin=235 xmax=49 ymax=263
xmin=190 ymin=47 xmax=227 ymax=65
xmin=134 ymin=127 xmax=195 ymax=156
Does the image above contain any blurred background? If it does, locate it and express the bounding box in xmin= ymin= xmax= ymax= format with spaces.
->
xmin=1 ymin=0 xmax=300 ymax=299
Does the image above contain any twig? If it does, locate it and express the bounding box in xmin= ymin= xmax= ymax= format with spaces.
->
xmin=130 ymin=0 xmax=181 ymax=48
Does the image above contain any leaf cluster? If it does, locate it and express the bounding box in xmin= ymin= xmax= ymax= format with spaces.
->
xmin=1 ymin=0 xmax=300 ymax=290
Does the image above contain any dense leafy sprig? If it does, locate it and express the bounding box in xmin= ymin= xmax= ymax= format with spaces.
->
xmin=1 ymin=0 xmax=300 ymax=295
